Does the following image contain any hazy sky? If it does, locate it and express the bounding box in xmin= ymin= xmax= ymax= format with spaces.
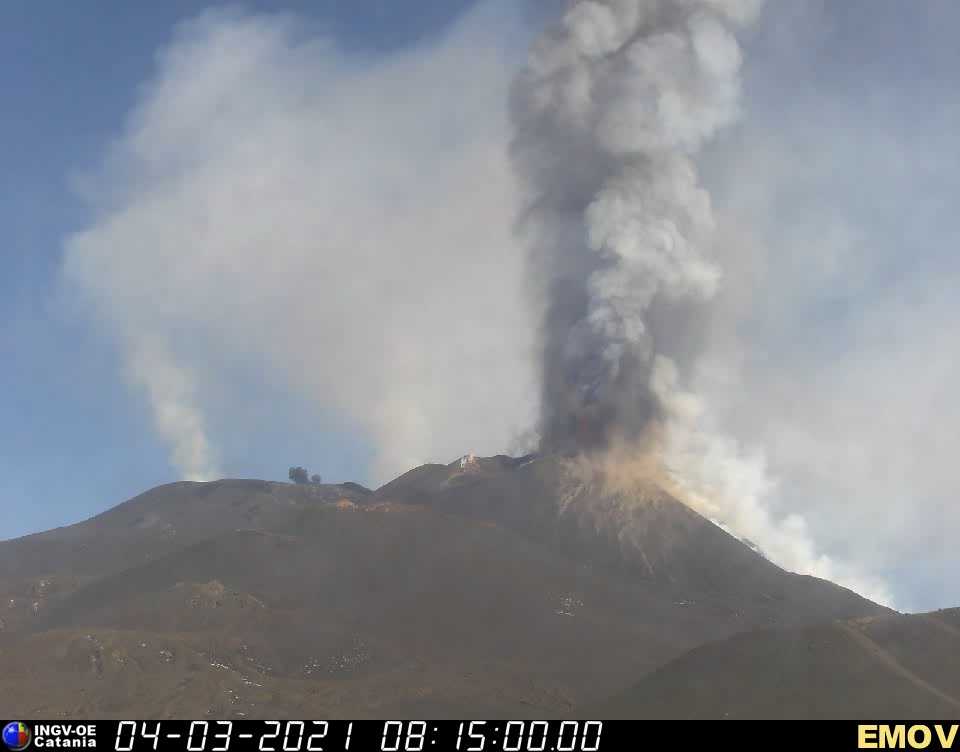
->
xmin=2 ymin=0 xmax=959 ymax=611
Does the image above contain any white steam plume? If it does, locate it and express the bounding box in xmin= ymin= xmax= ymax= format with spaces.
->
xmin=128 ymin=338 xmax=220 ymax=481
xmin=63 ymin=4 xmax=536 ymax=484
xmin=651 ymin=356 xmax=894 ymax=605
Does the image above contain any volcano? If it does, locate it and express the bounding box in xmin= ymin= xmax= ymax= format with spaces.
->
xmin=0 ymin=454 xmax=951 ymax=718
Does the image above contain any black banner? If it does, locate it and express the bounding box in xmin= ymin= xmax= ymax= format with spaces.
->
xmin=2 ymin=720 xmax=959 ymax=752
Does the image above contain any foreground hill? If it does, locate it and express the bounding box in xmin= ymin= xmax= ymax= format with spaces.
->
xmin=596 ymin=608 xmax=960 ymax=719
xmin=0 ymin=454 xmax=892 ymax=717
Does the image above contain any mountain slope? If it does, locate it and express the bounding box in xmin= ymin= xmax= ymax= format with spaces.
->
xmin=595 ymin=608 xmax=960 ymax=719
xmin=0 ymin=456 xmax=889 ymax=718
xmin=375 ymin=454 xmax=884 ymax=629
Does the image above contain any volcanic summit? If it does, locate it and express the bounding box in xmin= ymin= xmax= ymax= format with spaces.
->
xmin=7 ymin=453 xmax=954 ymax=719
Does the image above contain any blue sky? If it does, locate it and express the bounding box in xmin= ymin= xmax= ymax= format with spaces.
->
xmin=2 ymin=1 xmax=959 ymax=611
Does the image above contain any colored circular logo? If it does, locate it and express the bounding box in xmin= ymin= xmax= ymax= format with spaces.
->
xmin=2 ymin=723 xmax=31 ymax=752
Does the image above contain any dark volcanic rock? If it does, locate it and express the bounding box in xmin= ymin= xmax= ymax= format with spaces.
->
xmin=375 ymin=454 xmax=883 ymax=629
xmin=594 ymin=608 xmax=960 ymax=719
xmin=0 ymin=456 xmax=896 ymax=718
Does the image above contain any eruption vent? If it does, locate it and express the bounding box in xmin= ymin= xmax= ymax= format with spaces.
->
xmin=511 ymin=0 xmax=763 ymax=452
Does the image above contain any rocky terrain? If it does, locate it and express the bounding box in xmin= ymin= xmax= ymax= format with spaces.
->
xmin=0 ymin=454 xmax=951 ymax=718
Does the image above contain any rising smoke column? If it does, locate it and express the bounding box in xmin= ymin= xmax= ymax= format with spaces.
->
xmin=512 ymin=0 xmax=763 ymax=452
xmin=510 ymin=1 xmax=896 ymax=605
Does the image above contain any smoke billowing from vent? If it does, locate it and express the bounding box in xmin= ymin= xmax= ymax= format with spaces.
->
xmin=507 ymin=0 xmax=895 ymax=605
xmin=61 ymin=1 xmax=919 ymax=606
xmin=511 ymin=0 xmax=762 ymax=452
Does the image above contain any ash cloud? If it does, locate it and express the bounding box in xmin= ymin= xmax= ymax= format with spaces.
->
xmin=510 ymin=0 xmax=895 ymax=605
xmin=511 ymin=0 xmax=761 ymax=453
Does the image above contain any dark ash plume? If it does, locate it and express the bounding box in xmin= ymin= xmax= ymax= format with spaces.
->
xmin=511 ymin=0 xmax=763 ymax=453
